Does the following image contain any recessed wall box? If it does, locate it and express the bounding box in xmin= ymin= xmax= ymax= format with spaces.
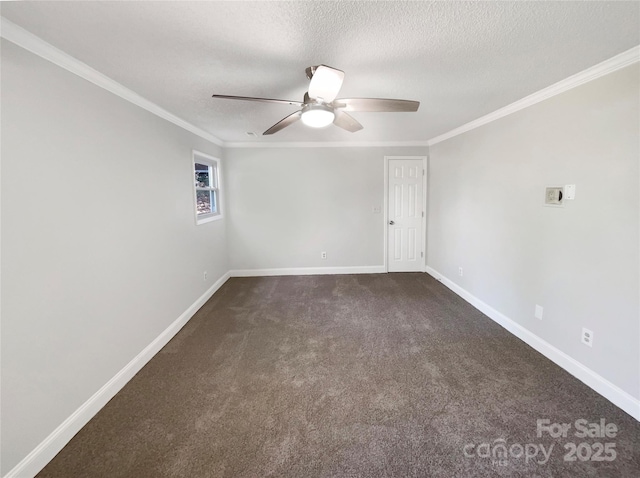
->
xmin=545 ymin=187 xmax=564 ymax=206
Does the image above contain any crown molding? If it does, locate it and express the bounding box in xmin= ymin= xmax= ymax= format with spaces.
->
xmin=3 ymin=16 xmax=637 ymax=150
xmin=224 ymin=140 xmax=430 ymax=149
xmin=427 ymin=45 xmax=640 ymax=146
xmin=0 ymin=17 xmax=225 ymax=147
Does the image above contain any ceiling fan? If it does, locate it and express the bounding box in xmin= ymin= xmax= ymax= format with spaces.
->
xmin=212 ymin=65 xmax=420 ymax=135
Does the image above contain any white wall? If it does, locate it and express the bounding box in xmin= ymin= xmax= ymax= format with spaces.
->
xmin=0 ymin=40 xmax=228 ymax=474
xmin=224 ymin=146 xmax=427 ymax=271
xmin=427 ymin=64 xmax=639 ymax=401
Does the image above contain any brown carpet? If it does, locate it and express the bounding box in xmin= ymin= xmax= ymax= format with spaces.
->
xmin=37 ymin=274 xmax=639 ymax=477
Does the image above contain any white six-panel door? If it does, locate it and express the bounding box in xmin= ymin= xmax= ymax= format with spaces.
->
xmin=387 ymin=158 xmax=424 ymax=272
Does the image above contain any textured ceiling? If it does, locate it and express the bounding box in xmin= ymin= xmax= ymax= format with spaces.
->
xmin=2 ymin=1 xmax=639 ymax=144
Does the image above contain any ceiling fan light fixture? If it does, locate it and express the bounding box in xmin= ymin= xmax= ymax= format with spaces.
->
xmin=301 ymin=104 xmax=335 ymax=128
xmin=212 ymin=64 xmax=419 ymax=135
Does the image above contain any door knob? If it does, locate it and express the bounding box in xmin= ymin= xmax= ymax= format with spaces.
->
xmin=389 ymin=220 xmax=395 ymax=225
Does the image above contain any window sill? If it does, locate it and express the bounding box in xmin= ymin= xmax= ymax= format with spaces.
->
xmin=196 ymin=213 xmax=223 ymax=225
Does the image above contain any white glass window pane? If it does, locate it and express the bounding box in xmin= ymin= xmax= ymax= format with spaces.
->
xmin=196 ymin=190 xmax=212 ymax=215
xmin=195 ymin=163 xmax=210 ymax=188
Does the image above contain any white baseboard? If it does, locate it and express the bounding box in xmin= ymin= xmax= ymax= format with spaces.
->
xmin=4 ymin=272 xmax=231 ymax=478
xmin=230 ymin=265 xmax=386 ymax=277
xmin=425 ymin=266 xmax=640 ymax=422
xmin=11 ymin=265 xmax=637 ymax=478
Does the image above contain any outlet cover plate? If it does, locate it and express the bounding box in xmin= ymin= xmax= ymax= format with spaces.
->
xmin=535 ymin=305 xmax=543 ymax=320
xmin=581 ymin=327 xmax=594 ymax=347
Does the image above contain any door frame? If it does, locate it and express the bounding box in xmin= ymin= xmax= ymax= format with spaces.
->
xmin=383 ymin=155 xmax=428 ymax=273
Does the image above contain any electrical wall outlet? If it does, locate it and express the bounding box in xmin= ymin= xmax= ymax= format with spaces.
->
xmin=203 ymin=271 xmax=208 ymax=281
xmin=581 ymin=328 xmax=594 ymax=347
xmin=458 ymin=267 xmax=463 ymax=277
xmin=535 ymin=305 xmax=543 ymax=320
xmin=372 ymin=206 xmax=381 ymax=214
xmin=321 ymin=251 xmax=327 ymax=259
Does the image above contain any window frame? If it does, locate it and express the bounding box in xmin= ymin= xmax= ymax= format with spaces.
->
xmin=192 ymin=150 xmax=223 ymax=225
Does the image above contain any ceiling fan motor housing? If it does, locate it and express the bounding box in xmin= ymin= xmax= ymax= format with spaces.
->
xmin=305 ymin=66 xmax=318 ymax=80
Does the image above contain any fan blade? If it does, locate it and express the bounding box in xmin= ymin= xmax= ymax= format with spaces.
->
xmin=263 ymin=110 xmax=302 ymax=135
xmin=212 ymin=95 xmax=303 ymax=107
xmin=333 ymin=98 xmax=420 ymax=112
xmin=333 ymin=110 xmax=363 ymax=133
xmin=308 ymin=65 xmax=344 ymax=103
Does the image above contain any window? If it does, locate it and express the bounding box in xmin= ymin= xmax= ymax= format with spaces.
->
xmin=193 ymin=151 xmax=222 ymax=224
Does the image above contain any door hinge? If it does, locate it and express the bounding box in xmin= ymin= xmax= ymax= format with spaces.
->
xmin=421 ymin=211 xmax=424 ymax=217
xmin=421 ymin=251 xmax=424 ymax=258
xmin=422 ymin=169 xmax=425 ymax=176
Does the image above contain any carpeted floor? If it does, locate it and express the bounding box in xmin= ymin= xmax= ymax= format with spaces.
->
xmin=37 ymin=274 xmax=639 ymax=477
